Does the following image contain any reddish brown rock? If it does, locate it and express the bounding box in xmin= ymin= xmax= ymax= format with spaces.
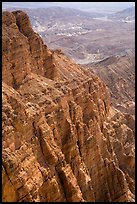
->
xmin=2 ymin=11 xmax=135 ymax=202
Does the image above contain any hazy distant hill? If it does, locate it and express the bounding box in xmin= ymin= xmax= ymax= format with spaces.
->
xmin=2 ymin=2 xmax=134 ymax=13
xmin=109 ymin=6 xmax=135 ymax=21
xmin=18 ymin=7 xmax=105 ymax=20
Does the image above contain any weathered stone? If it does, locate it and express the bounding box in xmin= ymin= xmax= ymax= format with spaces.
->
xmin=2 ymin=11 xmax=134 ymax=202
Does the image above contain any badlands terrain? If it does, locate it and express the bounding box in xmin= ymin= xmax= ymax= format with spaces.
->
xmin=4 ymin=5 xmax=134 ymax=135
xmin=26 ymin=6 xmax=135 ymax=64
xmin=24 ymin=6 xmax=134 ymax=117
xmin=2 ymin=4 xmax=135 ymax=203
xmin=3 ymin=6 xmax=135 ymax=64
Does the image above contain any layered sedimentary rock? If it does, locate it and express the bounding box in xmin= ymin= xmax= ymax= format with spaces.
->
xmin=2 ymin=11 xmax=135 ymax=202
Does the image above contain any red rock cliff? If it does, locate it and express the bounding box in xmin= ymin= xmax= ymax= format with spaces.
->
xmin=2 ymin=11 xmax=135 ymax=202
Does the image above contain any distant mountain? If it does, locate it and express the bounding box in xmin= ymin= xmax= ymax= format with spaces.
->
xmin=3 ymin=6 xmax=105 ymax=19
xmin=2 ymin=2 xmax=134 ymax=14
xmin=108 ymin=6 xmax=135 ymax=21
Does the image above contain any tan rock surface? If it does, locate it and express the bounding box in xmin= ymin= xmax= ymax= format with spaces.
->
xmin=2 ymin=11 xmax=135 ymax=202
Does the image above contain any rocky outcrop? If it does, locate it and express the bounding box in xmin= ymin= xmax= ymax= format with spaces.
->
xmin=2 ymin=11 xmax=135 ymax=202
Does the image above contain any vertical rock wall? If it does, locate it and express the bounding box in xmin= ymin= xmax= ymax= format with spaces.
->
xmin=2 ymin=11 xmax=135 ymax=202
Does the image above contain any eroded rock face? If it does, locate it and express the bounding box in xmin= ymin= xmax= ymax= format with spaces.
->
xmin=2 ymin=11 xmax=135 ymax=202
